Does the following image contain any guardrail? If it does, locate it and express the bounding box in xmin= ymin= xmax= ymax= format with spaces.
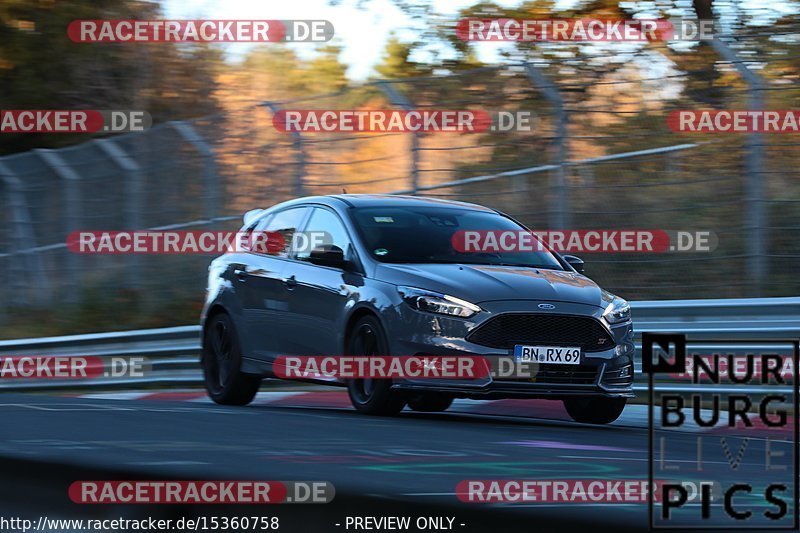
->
xmin=0 ymin=297 xmax=797 ymax=391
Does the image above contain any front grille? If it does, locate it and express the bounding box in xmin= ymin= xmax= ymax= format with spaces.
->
xmin=466 ymin=313 xmax=614 ymax=352
xmin=495 ymin=363 xmax=600 ymax=385
xmin=536 ymin=364 xmax=599 ymax=385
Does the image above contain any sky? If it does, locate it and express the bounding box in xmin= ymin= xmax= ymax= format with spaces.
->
xmin=161 ymin=0 xmax=528 ymax=80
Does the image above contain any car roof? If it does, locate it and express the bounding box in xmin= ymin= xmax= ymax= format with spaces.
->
xmin=327 ymin=194 xmax=495 ymax=212
xmin=260 ymin=194 xmax=498 ymax=216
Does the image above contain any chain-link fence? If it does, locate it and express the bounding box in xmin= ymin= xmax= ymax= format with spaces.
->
xmin=1 ymin=28 xmax=798 ymax=335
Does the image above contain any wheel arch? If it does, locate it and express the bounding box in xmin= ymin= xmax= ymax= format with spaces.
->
xmin=202 ymin=303 xmax=231 ymax=348
xmin=343 ymin=305 xmax=385 ymax=354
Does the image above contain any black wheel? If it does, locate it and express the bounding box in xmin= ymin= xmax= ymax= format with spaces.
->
xmin=407 ymin=393 xmax=453 ymax=412
xmin=202 ymin=312 xmax=260 ymax=405
xmin=346 ymin=316 xmax=406 ymax=416
xmin=563 ymin=397 xmax=626 ymax=424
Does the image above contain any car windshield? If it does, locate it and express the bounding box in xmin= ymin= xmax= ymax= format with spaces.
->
xmin=351 ymin=206 xmax=564 ymax=269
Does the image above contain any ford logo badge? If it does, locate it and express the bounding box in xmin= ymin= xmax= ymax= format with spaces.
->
xmin=538 ymin=303 xmax=556 ymax=310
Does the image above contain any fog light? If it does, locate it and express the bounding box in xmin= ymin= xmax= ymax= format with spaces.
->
xmin=619 ymin=366 xmax=631 ymax=378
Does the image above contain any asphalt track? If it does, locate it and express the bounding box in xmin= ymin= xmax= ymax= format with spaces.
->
xmin=0 ymin=389 xmax=794 ymax=532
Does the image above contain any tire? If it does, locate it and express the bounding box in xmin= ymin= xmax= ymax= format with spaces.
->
xmin=202 ymin=312 xmax=260 ymax=406
xmin=346 ymin=316 xmax=406 ymax=416
xmin=407 ymin=394 xmax=453 ymax=412
xmin=563 ymin=397 xmax=626 ymax=424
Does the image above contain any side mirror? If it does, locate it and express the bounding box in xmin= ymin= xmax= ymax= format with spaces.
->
xmin=309 ymin=244 xmax=346 ymax=269
xmin=563 ymin=254 xmax=585 ymax=274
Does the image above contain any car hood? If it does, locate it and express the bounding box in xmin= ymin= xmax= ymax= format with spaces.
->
xmin=376 ymin=263 xmax=607 ymax=308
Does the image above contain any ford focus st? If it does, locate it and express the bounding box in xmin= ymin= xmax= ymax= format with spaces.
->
xmin=200 ymin=195 xmax=634 ymax=424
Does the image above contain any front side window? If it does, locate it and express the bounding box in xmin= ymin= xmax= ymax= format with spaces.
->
xmin=296 ymin=207 xmax=352 ymax=261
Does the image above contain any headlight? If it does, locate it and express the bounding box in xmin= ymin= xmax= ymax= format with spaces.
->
xmin=397 ymin=286 xmax=481 ymax=318
xmin=603 ymin=297 xmax=631 ymax=325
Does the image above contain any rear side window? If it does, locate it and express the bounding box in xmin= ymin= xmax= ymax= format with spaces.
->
xmin=260 ymin=207 xmax=309 ymax=258
xmin=235 ymin=213 xmax=271 ymax=253
xmin=253 ymin=214 xmax=273 ymax=232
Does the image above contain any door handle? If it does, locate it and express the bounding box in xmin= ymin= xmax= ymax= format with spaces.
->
xmin=282 ymin=275 xmax=297 ymax=289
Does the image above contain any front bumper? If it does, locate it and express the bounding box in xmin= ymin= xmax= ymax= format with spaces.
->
xmin=390 ymin=357 xmax=635 ymax=399
xmin=384 ymin=299 xmax=635 ymax=399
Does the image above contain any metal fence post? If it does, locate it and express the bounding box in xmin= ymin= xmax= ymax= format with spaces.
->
xmin=171 ymin=121 xmax=219 ymax=223
xmin=711 ymin=38 xmax=766 ymax=296
xmin=524 ymin=62 xmax=570 ymax=229
xmin=36 ymin=149 xmax=81 ymax=305
xmin=261 ymin=103 xmax=306 ymax=198
xmin=94 ymin=138 xmax=143 ymax=288
xmin=377 ymin=81 xmax=419 ymax=193
xmin=0 ymin=162 xmax=23 ymax=306
xmin=0 ymin=161 xmax=52 ymax=309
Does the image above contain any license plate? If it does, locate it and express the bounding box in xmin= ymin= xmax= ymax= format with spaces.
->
xmin=514 ymin=345 xmax=582 ymax=364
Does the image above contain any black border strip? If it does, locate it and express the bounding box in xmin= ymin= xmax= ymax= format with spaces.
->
xmin=648 ymin=338 xmax=800 ymax=530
